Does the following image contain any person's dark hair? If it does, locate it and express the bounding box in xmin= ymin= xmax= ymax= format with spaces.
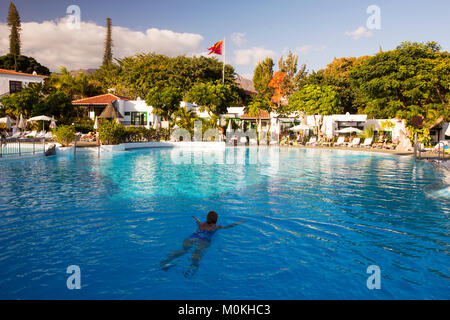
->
xmin=206 ymin=211 xmax=218 ymax=224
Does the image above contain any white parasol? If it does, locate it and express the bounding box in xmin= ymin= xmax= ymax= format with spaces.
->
xmin=27 ymin=115 xmax=54 ymax=122
xmin=226 ymin=118 xmax=232 ymax=133
xmin=49 ymin=117 xmax=57 ymax=129
xmin=153 ymin=115 xmax=159 ymax=129
xmin=289 ymin=124 xmax=310 ymax=132
xmin=335 ymin=127 xmax=362 ymax=134
xmin=18 ymin=114 xmax=27 ymax=129
xmin=93 ymin=116 xmax=98 ymax=130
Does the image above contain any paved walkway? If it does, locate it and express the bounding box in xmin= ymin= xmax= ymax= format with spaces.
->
xmin=74 ymin=141 xmax=450 ymax=161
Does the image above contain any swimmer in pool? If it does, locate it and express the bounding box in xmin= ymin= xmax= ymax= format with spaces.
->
xmin=160 ymin=210 xmax=245 ymax=277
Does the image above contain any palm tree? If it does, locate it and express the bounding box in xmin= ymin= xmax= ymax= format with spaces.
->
xmin=173 ymin=106 xmax=197 ymax=133
xmin=47 ymin=67 xmax=101 ymax=99
xmin=47 ymin=66 xmax=76 ymax=98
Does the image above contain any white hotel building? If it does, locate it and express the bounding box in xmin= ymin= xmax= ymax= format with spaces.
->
xmin=0 ymin=68 xmax=47 ymax=100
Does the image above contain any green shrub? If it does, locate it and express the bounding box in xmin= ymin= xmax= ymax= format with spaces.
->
xmin=52 ymin=125 xmax=76 ymax=147
xmin=122 ymin=126 xmax=159 ymax=142
xmin=98 ymin=121 xmax=126 ymax=145
xmin=74 ymin=123 xmax=94 ymax=134
xmin=142 ymin=127 xmax=158 ymax=141
xmin=158 ymin=128 xmax=170 ymax=141
xmin=97 ymin=120 xmax=168 ymax=145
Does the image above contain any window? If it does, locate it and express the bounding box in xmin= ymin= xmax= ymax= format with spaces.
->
xmin=130 ymin=112 xmax=147 ymax=125
xmin=9 ymin=81 xmax=22 ymax=93
xmin=124 ymin=112 xmax=130 ymax=116
xmin=430 ymin=129 xmax=438 ymax=141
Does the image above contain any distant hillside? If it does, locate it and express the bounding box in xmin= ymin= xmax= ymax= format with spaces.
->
xmin=235 ymin=74 xmax=256 ymax=94
xmin=69 ymin=69 xmax=97 ymax=77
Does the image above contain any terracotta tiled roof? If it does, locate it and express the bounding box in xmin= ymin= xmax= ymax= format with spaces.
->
xmin=0 ymin=68 xmax=47 ymax=78
xmin=72 ymin=93 xmax=132 ymax=105
xmin=241 ymin=110 xmax=271 ymax=119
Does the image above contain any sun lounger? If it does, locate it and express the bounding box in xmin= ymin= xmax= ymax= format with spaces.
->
xmin=321 ymin=138 xmax=333 ymax=147
xmin=9 ymin=132 xmax=21 ymax=139
xmin=316 ymin=138 xmax=325 ymax=146
xmin=26 ymin=131 xmax=37 ymax=138
xmin=385 ymin=142 xmax=398 ymax=150
xmin=372 ymin=139 xmax=385 ymax=149
xmin=44 ymin=132 xmax=54 ymax=140
xmin=418 ymin=143 xmax=432 ymax=152
xmin=306 ymin=136 xmax=317 ymax=146
xmin=349 ymin=137 xmax=361 ymax=147
xmin=36 ymin=131 xmax=46 ymax=139
xmin=361 ymin=137 xmax=373 ymax=148
xmin=432 ymin=141 xmax=449 ymax=153
xmin=333 ymin=136 xmax=346 ymax=146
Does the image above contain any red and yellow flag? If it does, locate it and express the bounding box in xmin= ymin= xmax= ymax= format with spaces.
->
xmin=207 ymin=40 xmax=223 ymax=55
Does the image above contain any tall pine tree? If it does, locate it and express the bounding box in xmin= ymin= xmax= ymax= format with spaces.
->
xmin=8 ymin=2 xmax=21 ymax=71
xmin=102 ymin=17 xmax=113 ymax=66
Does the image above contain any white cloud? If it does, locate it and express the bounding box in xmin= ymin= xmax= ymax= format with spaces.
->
xmin=0 ymin=16 xmax=204 ymax=71
xmin=345 ymin=26 xmax=373 ymax=40
xmin=282 ymin=45 xmax=326 ymax=57
xmin=230 ymin=32 xmax=247 ymax=47
xmin=295 ymin=45 xmax=314 ymax=55
xmin=234 ymin=47 xmax=276 ymax=66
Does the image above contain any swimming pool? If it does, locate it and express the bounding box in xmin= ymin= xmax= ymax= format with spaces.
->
xmin=0 ymin=147 xmax=448 ymax=299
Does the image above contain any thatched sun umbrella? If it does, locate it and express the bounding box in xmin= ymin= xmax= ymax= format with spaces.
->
xmin=98 ymin=101 xmax=123 ymax=120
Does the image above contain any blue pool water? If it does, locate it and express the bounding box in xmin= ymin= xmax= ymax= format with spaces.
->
xmin=0 ymin=147 xmax=449 ymax=299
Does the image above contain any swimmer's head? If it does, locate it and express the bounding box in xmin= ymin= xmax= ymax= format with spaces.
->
xmin=206 ymin=211 xmax=218 ymax=224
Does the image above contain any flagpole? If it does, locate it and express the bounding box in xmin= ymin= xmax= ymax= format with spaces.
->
xmin=222 ymin=37 xmax=225 ymax=84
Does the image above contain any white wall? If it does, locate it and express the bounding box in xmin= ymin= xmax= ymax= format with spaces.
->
xmin=364 ymin=119 xmax=406 ymax=140
xmin=442 ymin=122 xmax=450 ymax=140
xmin=181 ymin=102 xmax=245 ymax=119
xmin=0 ymin=73 xmax=46 ymax=97
xmin=111 ymin=99 xmax=245 ymax=128
xmin=267 ymin=113 xmax=410 ymax=139
xmin=115 ymin=98 xmax=157 ymax=128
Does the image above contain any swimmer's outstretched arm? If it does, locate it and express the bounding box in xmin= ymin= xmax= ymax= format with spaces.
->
xmin=192 ymin=216 xmax=201 ymax=225
xmin=217 ymin=220 xmax=246 ymax=229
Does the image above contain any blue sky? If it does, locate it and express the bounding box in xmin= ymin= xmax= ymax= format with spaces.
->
xmin=1 ymin=0 xmax=449 ymax=77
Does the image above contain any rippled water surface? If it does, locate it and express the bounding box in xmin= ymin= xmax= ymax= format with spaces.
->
xmin=0 ymin=147 xmax=449 ymax=299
